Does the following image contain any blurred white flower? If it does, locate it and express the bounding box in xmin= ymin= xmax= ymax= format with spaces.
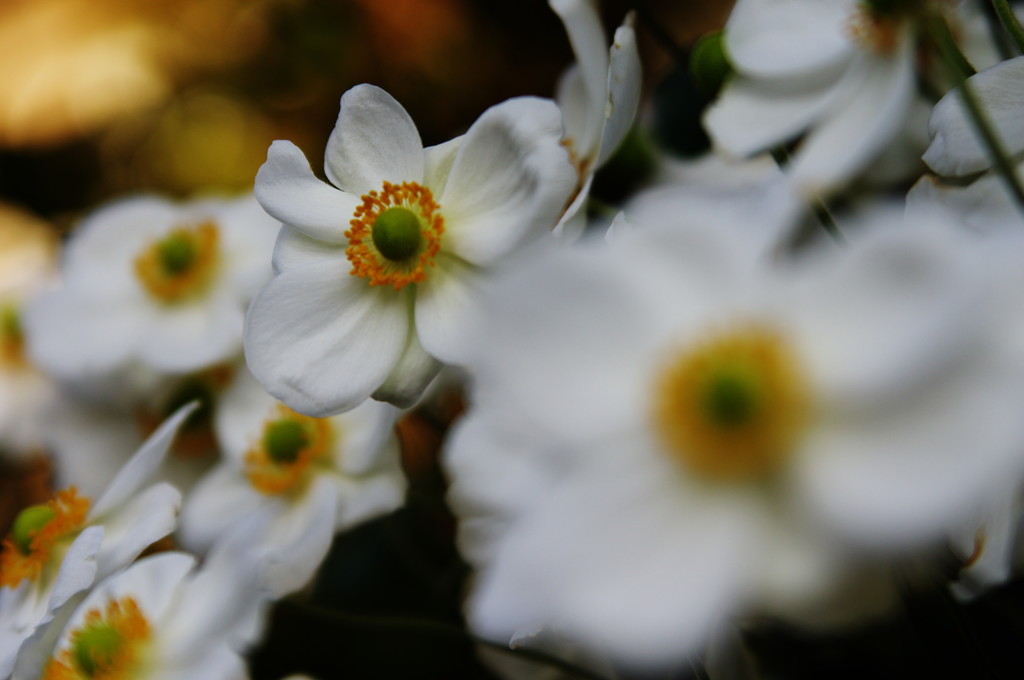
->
xmin=24 ymin=193 xmax=278 ymax=381
xmin=549 ymin=0 xmax=641 ymax=239
xmin=704 ymin=0 xmax=955 ymax=196
xmin=29 ymin=547 xmax=266 ymax=680
xmin=246 ymin=84 xmax=575 ymax=416
xmin=0 ymin=405 xmax=193 ymax=678
xmin=448 ymin=208 xmax=1024 ymax=669
xmin=179 ymin=368 xmax=404 ymax=596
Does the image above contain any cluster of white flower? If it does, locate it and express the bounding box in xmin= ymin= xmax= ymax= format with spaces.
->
xmin=5 ymin=0 xmax=1024 ymax=677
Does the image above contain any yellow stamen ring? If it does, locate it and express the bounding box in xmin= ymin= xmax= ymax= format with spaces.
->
xmin=653 ymin=327 xmax=810 ymax=483
xmin=1 ymin=488 xmax=90 ymax=588
xmin=245 ymin=405 xmax=333 ymax=495
xmin=43 ymin=596 xmax=150 ymax=680
xmin=345 ymin=181 xmax=443 ymax=290
xmin=134 ymin=221 xmax=220 ymax=303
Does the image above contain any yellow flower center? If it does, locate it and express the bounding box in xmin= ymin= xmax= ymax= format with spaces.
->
xmin=345 ymin=181 xmax=444 ymax=290
xmin=848 ymin=0 xmax=943 ymax=53
xmin=245 ymin=405 xmax=333 ymax=495
xmin=133 ymin=221 xmax=220 ymax=303
xmin=0 ymin=304 xmax=26 ymax=367
xmin=652 ymin=327 xmax=810 ymax=483
xmin=43 ymin=597 xmax=151 ymax=680
xmin=1 ymin=488 xmax=90 ymax=588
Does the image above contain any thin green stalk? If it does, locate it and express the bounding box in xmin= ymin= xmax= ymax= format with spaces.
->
xmin=929 ymin=13 xmax=1024 ymax=210
xmin=770 ymin=147 xmax=846 ymax=245
xmin=991 ymin=0 xmax=1024 ymax=54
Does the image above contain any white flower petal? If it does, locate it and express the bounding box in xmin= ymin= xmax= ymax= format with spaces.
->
xmin=254 ymin=140 xmax=356 ymax=244
xmin=789 ymin=41 xmax=915 ymax=196
xmin=725 ymin=0 xmax=856 ymax=80
xmin=413 ymin=254 xmax=481 ymax=364
xmin=924 ymin=55 xmax=1024 ymax=176
xmin=440 ymin=97 xmax=575 ymax=266
xmin=555 ymin=65 xmax=590 ymax=149
xmin=178 ymin=465 xmax=266 ymax=554
xmin=332 ymin=470 xmax=405 ymax=530
xmin=244 ymin=264 xmax=410 ymax=416
xmin=324 ymin=84 xmax=424 ymax=195
xmin=423 ymin=136 xmax=463 ymax=197
xmin=371 ymin=330 xmax=443 ymax=409
xmin=89 ymin=402 xmax=196 ymax=518
xmin=95 ymin=482 xmax=182 ymax=579
xmin=550 ymin=0 xmax=609 ymax=155
xmin=271 ymin=224 xmax=344 ymax=274
xmin=135 ymin=296 xmax=243 ymax=372
xmin=596 ymin=16 xmax=642 ymax=168
xmin=47 ymin=526 xmax=104 ymax=613
xmin=331 ymin=400 xmax=400 ymax=476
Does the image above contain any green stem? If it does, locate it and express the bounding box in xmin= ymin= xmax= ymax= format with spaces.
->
xmin=929 ymin=13 xmax=1024 ymax=210
xmin=991 ymin=0 xmax=1024 ymax=54
xmin=770 ymin=147 xmax=846 ymax=244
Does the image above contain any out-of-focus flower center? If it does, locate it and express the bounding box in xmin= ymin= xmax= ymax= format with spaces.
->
xmin=43 ymin=596 xmax=150 ymax=680
xmin=134 ymin=221 xmax=220 ymax=303
xmin=653 ymin=327 xmax=810 ymax=483
xmin=850 ymin=0 xmax=941 ymax=53
xmin=0 ymin=304 xmax=25 ymax=366
xmin=1 ymin=488 xmax=90 ymax=588
xmin=245 ymin=405 xmax=333 ymax=495
xmin=345 ymin=181 xmax=443 ymax=290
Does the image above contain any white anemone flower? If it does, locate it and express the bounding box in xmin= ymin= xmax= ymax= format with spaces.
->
xmin=549 ymin=0 xmax=641 ymax=239
xmin=0 ymin=405 xmax=194 ymax=679
xmin=179 ymin=368 xmax=404 ymax=596
xmin=27 ymin=548 xmax=266 ymax=680
xmin=24 ymin=193 xmax=278 ymax=381
xmin=448 ymin=210 xmax=1024 ymax=669
xmin=245 ymin=84 xmax=575 ymax=417
xmin=704 ymin=0 xmax=963 ymax=197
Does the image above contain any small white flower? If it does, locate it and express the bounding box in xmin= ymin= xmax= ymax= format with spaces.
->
xmin=0 ymin=405 xmax=194 ymax=678
xmin=549 ymin=0 xmax=642 ymax=239
xmin=180 ymin=368 xmax=404 ymax=596
xmin=24 ymin=193 xmax=278 ymax=381
xmin=448 ymin=207 xmax=1024 ymax=669
xmin=245 ymin=84 xmax=575 ymax=416
xmin=28 ymin=547 xmax=266 ymax=680
xmin=704 ymin=0 xmax=958 ymax=196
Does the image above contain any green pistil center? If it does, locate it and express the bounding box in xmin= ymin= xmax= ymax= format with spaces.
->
xmin=1 ymin=305 xmax=22 ymax=343
xmin=72 ymin=625 xmax=122 ymax=677
xmin=157 ymin=233 xmax=197 ymax=275
xmin=12 ymin=504 xmax=55 ymax=554
xmin=264 ymin=419 xmax=309 ymax=464
xmin=371 ymin=207 xmax=422 ymax=262
xmin=701 ymin=370 xmax=762 ymax=430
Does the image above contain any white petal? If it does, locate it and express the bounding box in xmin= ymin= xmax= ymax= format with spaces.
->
xmin=271 ymin=224 xmax=344 ymax=274
xmin=89 ymin=402 xmax=196 ymax=518
xmin=596 ymin=16 xmax=642 ymax=168
xmin=178 ymin=465 xmax=266 ymax=554
xmin=440 ymin=97 xmax=576 ymax=266
xmin=94 ymin=482 xmax=182 ymax=579
xmin=906 ymin=172 xmax=1023 ymax=234
xmin=789 ymin=41 xmax=915 ymax=196
xmin=725 ymin=0 xmax=856 ymax=80
xmin=213 ymin=366 xmax=278 ymax=461
xmin=550 ymin=0 xmax=609 ymax=155
xmin=135 ymin=295 xmax=243 ymax=372
xmin=324 ymin=84 xmax=424 ymax=195
xmin=243 ymin=264 xmax=410 ymax=416
xmin=423 ymin=136 xmax=463 ymax=197
xmin=47 ymin=526 xmax=104 ymax=613
xmin=924 ymin=56 xmax=1024 ymax=176
xmin=555 ymin=65 xmax=590 ymax=149
xmin=413 ymin=254 xmax=480 ymax=364
xmin=254 ymin=140 xmax=357 ymax=244
xmin=371 ymin=330 xmax=442 ymax=409
xmin=332 ymin=470 xmax=405 ymax=531
xmin=331 ymin=400 xmax=400 ymax=476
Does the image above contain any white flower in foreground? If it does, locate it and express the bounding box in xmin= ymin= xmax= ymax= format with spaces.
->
xmin=180 ymin=368 xmax=404 ymax=596
xmin=0 ymin=405 xmax=193 ymax=678
xmin=704 ymin=0 xmax=957 ymax=196
xmin=24 ymin=193 xmax=278 ymax=381
xmin=448 ymin=210 xmax=1024 ymax=669
xmin=246 ymin=84 xmax=575 ymax=416
xmin=549 ymin=0 xmax=641 ymax=239
xmin=31 ymin=548 xmax=265 ymax=680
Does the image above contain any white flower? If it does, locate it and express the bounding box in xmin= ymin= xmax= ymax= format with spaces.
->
xmin=24 ymin=193 xmax=278 ymax=381
xmin=26 ymin=547 xmax=266 ymax=680
xmin=704 ymin=0 xmax=957 ymax=196
xmin=549 ymin=0 xmax=641 ymax=239
xmin=179 ymin=368 xmax=404 ymax=596
xmin=0 ymin=405 xmax=194 ymax=678
xmin=245 ymin=84 xmax=575 ymax=416
xmin=447 ymin=208 xmax=1024 ymax=669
